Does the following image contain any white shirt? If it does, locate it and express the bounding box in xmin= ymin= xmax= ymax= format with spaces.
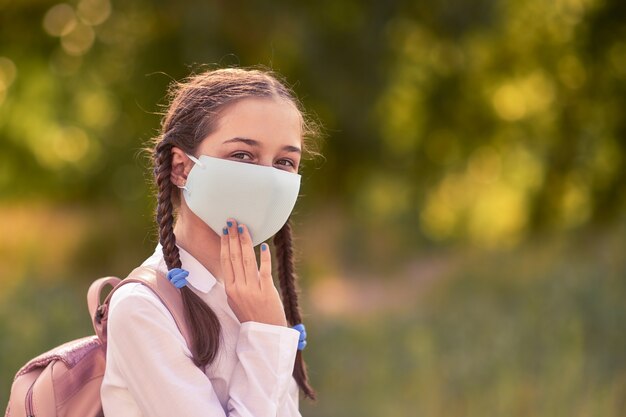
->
xmin=101 ymin=244 xmax=302 ymax=417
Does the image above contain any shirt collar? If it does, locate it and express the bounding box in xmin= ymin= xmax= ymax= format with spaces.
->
xmin=145 ymin=243 xmax=218 ymax=293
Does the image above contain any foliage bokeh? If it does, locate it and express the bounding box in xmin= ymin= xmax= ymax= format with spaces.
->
xmin=1 ymin=0 xmax=625 ymax=415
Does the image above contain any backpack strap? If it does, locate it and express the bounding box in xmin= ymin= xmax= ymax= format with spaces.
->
xmin=87 ymin=276 xmax=121 ymax=343
xmin=88 ymin=267 xmax=192 ymax=351
xmin=87 ymin=276 xmax=121 ymax=324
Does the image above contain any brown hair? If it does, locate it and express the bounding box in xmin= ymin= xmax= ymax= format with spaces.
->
xmin=150 ymin=67 xmax=318 ymax=399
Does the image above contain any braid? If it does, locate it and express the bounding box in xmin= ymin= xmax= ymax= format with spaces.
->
xmin=154 ymin=143 xmax=221 ymax=368
xmin=274 ymin=219 xmax=317 ymax=400
xmin=155 ymin=142 xmax=181 ymax=269
xmin=273 ymin=220 xmax=301 ymax=324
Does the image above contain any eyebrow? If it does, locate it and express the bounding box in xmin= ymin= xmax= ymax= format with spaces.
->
xmin=222 ymin=137 xmax=302 ymax=154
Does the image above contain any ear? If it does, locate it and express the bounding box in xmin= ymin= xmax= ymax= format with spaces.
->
xmin=171 ymin=147 xmax=193 ymax=187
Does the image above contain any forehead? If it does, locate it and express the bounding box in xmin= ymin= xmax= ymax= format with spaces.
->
xmin=211 ymin=97 xmax=302 ymax=147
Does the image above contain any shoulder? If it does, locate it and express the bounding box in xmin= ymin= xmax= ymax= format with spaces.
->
xmin=106 ymin=280 xmax=191 ymax=356
xmin=107 ymin=282 xmax=180 ymax=339
xmin=109 ymin=282 xmax=168 ymax=315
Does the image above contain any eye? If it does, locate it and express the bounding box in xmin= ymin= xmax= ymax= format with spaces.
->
xmin=275 ymin=159 xmax=296 ymax=168
xmin=231 ymin=152 xmax=253 ymax=161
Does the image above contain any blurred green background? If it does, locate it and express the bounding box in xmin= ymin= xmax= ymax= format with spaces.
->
xmin=1 ymin=0 xmax=625 ymax=415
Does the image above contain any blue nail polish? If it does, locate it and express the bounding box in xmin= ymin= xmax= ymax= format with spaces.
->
xmin=238 ymin=226 xmax=243 ymax=234
xmin=227 ymin=221 xmax=233 ymax=227
xmin=261 ymin=243 xmax=267 ymax=251
xmin=223 ymin=227 xmax=228 ymax=235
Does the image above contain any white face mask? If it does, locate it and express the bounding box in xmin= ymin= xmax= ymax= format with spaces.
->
xmin=182 ymin=154 xmax=301 ymax=246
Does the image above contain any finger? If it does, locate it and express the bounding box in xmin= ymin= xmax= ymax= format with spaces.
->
xmin=259 ymin=242 xmax=272 ymax=287
xmin=238 ymin=224 xmax=260 ymax=288
xmin=220 ymin=224 xmax=235 ymax=286
xmin=227 ymin=218 xmax=246 ymax=285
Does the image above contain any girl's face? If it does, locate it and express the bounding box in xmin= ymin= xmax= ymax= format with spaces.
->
xmin=195 ymin=97 xmax=303 ymax=173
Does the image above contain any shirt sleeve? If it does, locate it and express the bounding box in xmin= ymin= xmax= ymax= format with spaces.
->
xmin=278 ymin=363 xmax=302 ymax=416
xmin=104 ymin=283 xmax=302 ymax=417
xmin=228 ymin=322 xmax=302 ymax=416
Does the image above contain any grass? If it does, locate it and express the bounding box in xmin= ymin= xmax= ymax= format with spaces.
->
xmin=1 ymin=222 xmax=625 ymax=416
xmin=300 ymin=227 xmax=626 ymax=416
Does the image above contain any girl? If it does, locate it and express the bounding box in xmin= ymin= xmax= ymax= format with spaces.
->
xmin=101 ymin=67 xmax=318 ymax=416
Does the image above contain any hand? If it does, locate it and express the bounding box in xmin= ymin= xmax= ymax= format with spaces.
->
xmin=220 ymin=218 xmax=287 ymax=327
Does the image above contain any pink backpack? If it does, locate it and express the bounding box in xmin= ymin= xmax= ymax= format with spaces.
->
xmin=4 ymin=267 xmax=191 ymax=417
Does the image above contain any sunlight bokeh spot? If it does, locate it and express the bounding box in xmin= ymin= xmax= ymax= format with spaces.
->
xmin=52 ymin=126 xmax=91 ymax=163
xmin=420 ymin=166 xmax=531 ymax=246
xmin=0 ymin=57 xmax=16 ymax=106
xmin=468 ymin=146 xmax=502 ymax=184
xmin=0 ymin=57 xmax=17 ymax=89
xmin=77 ymin=0 xmax=111 ymax=26
xmin=467 ymin=183 xmax=527 ymax=247
xmin=61 ymin=22 xmax=96 ymax=56
xmin=503 ymin=144 xmax=544 ymax=191
xmin=492 ymin=72 xmax=555 ymax=121
xmin=42 ymin=3 xmax=77 ymax=37
xmin=555 ymin=0 xmax=598 ymax=16
xmin=75 ymin=90 xmax=119 ymax=129
xmin=361 ymin=174 xmax=410 ymax=220
xmin=493 ymin=84 xmax=527 ymax=121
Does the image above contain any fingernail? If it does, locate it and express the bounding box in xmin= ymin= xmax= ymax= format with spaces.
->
xmin=227 ymin=221 xmax=233 ymax=227
xmin=238 ymin=226 xmax=243 ymax=234
xmin=261 ymin=243 xmax=267 ymax=251
xmin=223 ymin=227 xmax=228 ymax=235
